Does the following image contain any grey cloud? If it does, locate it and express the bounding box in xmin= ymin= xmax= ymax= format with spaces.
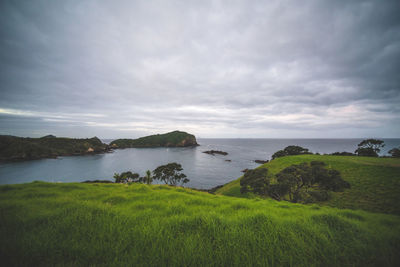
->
xmin=0 ymin=0 xmax=399 ymax=138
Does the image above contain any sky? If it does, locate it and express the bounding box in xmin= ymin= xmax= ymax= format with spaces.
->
xmin=0 ymin=0 xmax=399 ymax=139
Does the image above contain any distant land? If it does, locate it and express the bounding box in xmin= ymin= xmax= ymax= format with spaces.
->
xmin=0 ymin=135 xmax=109 ymax=161
xmin=110 ymin=131 xmax=198 ymax=148
xmin=0 ymin=131 xmax=199 ymax=161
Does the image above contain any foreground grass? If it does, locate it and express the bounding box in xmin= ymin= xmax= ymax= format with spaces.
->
xmin=1 ymin=182 xmax=400 ymax=266
xmin=216 ymin=155 xmax=400 ymax=215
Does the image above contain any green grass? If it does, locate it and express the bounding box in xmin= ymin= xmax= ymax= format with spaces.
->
xmin=1 ymin=181 xmax=400 ymax=266
xmin=216 ymin=155 xmax=400 ymax=215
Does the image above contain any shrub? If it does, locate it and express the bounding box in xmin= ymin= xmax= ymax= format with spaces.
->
xmin=388 ymin=147 xmax=400 ymax=158
xmin=240 ymin=161 xmax=350 ymax=203
xmin=330 ymin=152 xmax=355 ymax=156
xmin=271 ymin=145 xmax=311 ymax=160
xmin=113 ymin=171 xmax=140 ymax=183
xmin=308 ymin=190 xmax=330 ymax=202
xmin=240 ymin=168 xmax=270 ymax=195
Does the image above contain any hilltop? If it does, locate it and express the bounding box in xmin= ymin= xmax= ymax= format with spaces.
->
xmin=215 ymin=154 xmax=400 ymax=215
xmin=0 ymin=135 xmax=109 ymax=161
xmin=0 ymin=181 xmax=399 ymax=266
xmin=110 ymin=130 xmax=198 ymax=148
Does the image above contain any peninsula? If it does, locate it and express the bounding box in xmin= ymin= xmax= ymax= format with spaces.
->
xmin=0 ymin=135 xmax=109 ymax=161
xmin=110 ymin=130 xmax=198 ymax=148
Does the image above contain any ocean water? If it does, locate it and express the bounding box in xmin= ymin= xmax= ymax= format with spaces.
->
xmin=1 ymin=138 xmax=399 ymax=188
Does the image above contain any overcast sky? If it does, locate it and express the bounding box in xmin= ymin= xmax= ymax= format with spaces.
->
xmin=0 ymin=0 xmax=399 ymax=138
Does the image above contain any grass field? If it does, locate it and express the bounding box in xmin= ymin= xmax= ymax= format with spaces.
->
xmin=216 ymin=155 xmax=400 ymax=215
xmin=1 ymin=181 xmax=400 ymax=266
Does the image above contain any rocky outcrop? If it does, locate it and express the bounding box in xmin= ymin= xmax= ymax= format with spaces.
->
xmin=254 ymin=160 xmax=269 ymax=164
xmin=203 ymin=150 xmax=228 ymax=156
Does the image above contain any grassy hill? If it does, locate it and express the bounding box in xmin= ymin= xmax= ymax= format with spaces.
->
xmin=110 ymin=130 xmax=198 ymax=148
xmin=0 ymin=135 xmax=109 ymax=161
xmin=216 ymin=155 xmax=400 ymax=215
xmin=1 ymin=181 xmax=399 ymax=266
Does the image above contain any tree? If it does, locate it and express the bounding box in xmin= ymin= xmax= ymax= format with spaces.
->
xmin=153 ymin=163 xmax=189 ymax=186
xmin=274 ymin=161 xmax=349 ymax=202
xmin=239 ymin=161 xmax=350 ymax=203
xmin=143 ymin=170 xmax=153 ymax=185
xmin=355 ymin=139 xmax=384 ymax=157
xmin=275 ymin=162 xmax=313 ymax=202
xmin=388 ymin=147 xmax=400 ymax=158
xmin=271 ymin=150 xmax=286 ymax=160
xmin=240 ymin=168 xmax=270 ymax=195
xmin=271 ymin=146 xmax=311 ymax=160
xmin=113 ymin=171 xmax=140 ymax=183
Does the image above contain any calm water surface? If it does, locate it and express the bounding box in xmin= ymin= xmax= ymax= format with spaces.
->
xmin=1 ymin=138 xmax=399 ymax=188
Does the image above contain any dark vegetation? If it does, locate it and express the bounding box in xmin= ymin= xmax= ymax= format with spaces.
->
xmin=82 ymin=180 xmax=113 ymax=183
xmin=113 ymin=162 xmax=189 ymax=186
xmin=389 ymin=147 xmax=400 ymax=157
xmin=110 ymin=130 xmax=198 ymax=148
xmin=113 ymin=171 xmax=140 ymax=183
xmin=0 ymin=135 xmax=109 ymax=161
xmin=330 ymin=151 xmax=355 ymax=156
xmin=271 ymin=145 xmax=311 ymax=159
xmin=240 ymin=161 xmax=350 ymax=203
xmin=355 ymin=139 xmax=385 ymax=157
xmin=202 ymin=150 xmax=228 ymax=156
xmin=153 ymin=162 xmax=189 ymax=186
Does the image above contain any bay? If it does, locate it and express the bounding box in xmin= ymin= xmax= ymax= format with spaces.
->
xmin=1 ymin=138 xmax=399 ymax=188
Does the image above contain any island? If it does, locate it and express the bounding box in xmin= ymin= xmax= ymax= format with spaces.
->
xmin=202 ymin=150 xmax=228 ymax=156
xmin=0 ymin=135 xmax=110 ymax=161
xmin=109 ymin=130 xmax=198 ymax=148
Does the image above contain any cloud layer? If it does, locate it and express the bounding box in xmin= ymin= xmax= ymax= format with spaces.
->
xmin=1 ymin=0 xmax=399 ymax=138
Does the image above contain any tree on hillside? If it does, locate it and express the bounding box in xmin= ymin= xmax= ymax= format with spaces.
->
xmin=113 ymin=171 xmax=140 ymax=183
xmin=388 ymin=147 xmax=400 ymax=158
xmin=240 ymin=161 xmax=350 ymax=203
xmin=271 ymin=145 xmax=311 ymax=160
xmin=153 ymin=163 xmax=189 ymax=186
xmin=355 ymin=139 xmax=385 ymax=157
xmin=240 ymin=168 xmax=270 ymax=195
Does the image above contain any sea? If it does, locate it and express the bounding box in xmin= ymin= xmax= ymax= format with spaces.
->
xmin=1 ymin=138 xmax=399 ymax=188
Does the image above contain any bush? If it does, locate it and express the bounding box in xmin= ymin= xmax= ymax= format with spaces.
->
xmin=330 ymin=152 xmax=355 ymax=156
xmin=308 ymin=190 xmax=331 ymax=202
xmin=271 ymin=145 xmax=311 ymax=160
xmin=113 ymin=171 xmax=140 ymax=183
xmin=240 ymin=168 xmax=270 ymax=195
xmin=240 ymin=161 xmax=350 ymax=203
xmin=388 ymin=147 xmax=400 ymax=158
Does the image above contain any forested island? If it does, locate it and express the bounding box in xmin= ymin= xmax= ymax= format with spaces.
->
xmin=0 ymin=135 xmax=109 ymax=161
xmin=0 ymin=131 xmax=199 ymax=161
xmin=110 ymin=130 xmax=198 ymax=148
